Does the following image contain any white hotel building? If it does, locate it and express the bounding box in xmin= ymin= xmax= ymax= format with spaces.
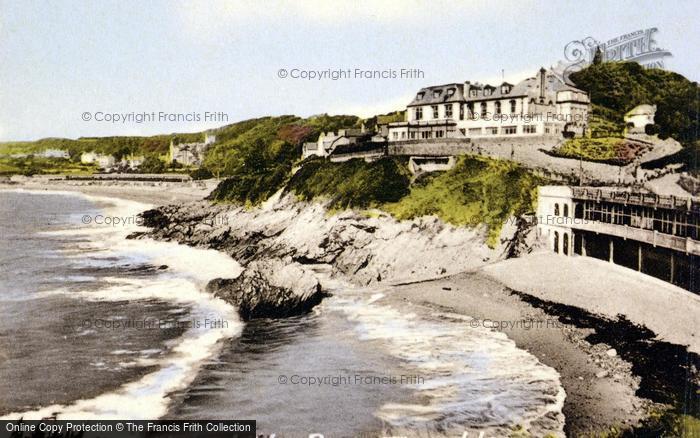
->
xmin=387 ymin=68 xmax=590 ymax=141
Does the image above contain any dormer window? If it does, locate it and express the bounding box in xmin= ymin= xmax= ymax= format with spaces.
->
xmin=484 ymin=88 xmax=492 ymax=96
xmin=501 ymin=85 xmax=512 ymax=94
xmin=446 ymin=88 xmax=455 ymax=97
xmin=470 ymin=89 xmax=478 ymax=97
xmin=432 ymin=90 xmax=441 ymax=99
xmin=416 ymin=92 xmax=425 ymax=101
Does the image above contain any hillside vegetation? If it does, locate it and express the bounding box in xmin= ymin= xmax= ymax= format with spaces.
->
xmin=286 ymin=157 xmax=411 ymax=209
xmin=570 ymin=62 xmax=699 ymax=144
xmin=206 ymin=114 xmax=360 ymax=204
xmin=384 ymin=156 xmax=545 ymax=246
xmin=284 ymin=155 xmax=544 ymax=247
xmin=0 ymin=134 xmax=200 ymax=161
xmin=551 ymin=62 xmax=700 ymax=166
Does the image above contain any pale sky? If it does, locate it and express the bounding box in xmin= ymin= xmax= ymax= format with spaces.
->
xmin=0 ymin=0 xmax=698 ymax=141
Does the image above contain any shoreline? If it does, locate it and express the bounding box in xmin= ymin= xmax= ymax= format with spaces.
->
xmin=384 ymin=272 xmax=652 ymax=436
xmin=0 ymin=179 xmax=214 ymax=206
xmin=8 ymin=181 xmax=698 ymax=435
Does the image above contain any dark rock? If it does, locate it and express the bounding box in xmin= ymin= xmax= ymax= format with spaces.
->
xmin=139 ymin=208 xmax=171 ymax=229
xmin=206 ymin=259 xmax=328 ymax=320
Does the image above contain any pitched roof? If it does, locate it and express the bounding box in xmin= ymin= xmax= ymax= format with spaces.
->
xmin=406 ymin=69 xmax=588 ymax=107
xmin=408 ymin=83 xmax=465 ymax=107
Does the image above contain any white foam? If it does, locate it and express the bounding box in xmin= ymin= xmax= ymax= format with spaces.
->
xmin=325 ymin=289 xmax=567 ymax=437
xmin=2 ymin=189 xmax=244 ymax=420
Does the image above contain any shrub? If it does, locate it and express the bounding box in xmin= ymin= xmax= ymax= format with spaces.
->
xmin=286 ymin=157 xmax=411 ymax=209
xmin=190 ymin=167 xmax=213 ymax=180
xmin=138 ymin=156 xmax=166 ymax=173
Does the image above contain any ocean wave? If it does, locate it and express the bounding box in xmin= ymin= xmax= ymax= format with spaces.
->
xmin=1 ymin=190 xmax=243 ymax=420
xmin=325 ymin=289 xmax=566 ymax=437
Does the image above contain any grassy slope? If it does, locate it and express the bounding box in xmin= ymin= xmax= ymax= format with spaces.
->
xmin=383 ymin=156 xmax=545 ymax=246
xmin=285 ymin=155 xmax=545 ymax=247
xmin=286 ymin=157 xmax=411 ymax=209
xmin=0 ymin=156 xmax=97 ymax=176
xmin=206 ymin=114 xmax=361 ymax=204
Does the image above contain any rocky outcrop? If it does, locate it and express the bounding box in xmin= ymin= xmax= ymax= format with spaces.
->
xmin=131 ymin=194 xmax=530 ymax=317
xmin=131 ymin=194 xmax=510 ymax=287
xmin=206 ymin=259 xmax=327 ymax=320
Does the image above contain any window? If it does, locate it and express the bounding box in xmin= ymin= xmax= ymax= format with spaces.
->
xmin=415 ymin=107 xmax=423 ymax=120
xmin=563 ymin=204 xmax=569 ymax=217
xmin=486 ymin=127 xmax=498 ymax=135
xmin=421 ymin=131 xmax=431 ymax=139
xmin=459 ymin=104 xmax=464 ymax=120
xmin=484 ymin=88 xmax=493 ymax=96
xmin=553 ymin=231 xmax=559 ymax=253
xmin=495 ymin=101 xmax=501 ymax=115
xmin=435 ymin=130 xmax=444 ymax=138
xmin=445 ymin=104 xmax=453 ymax=119
xmin=524 ymin=125 xmax=537 ymax=134
xmin=446 ymin=88 xmax=455 ymax=97
xmin=392 ymin=132 xmax=399 ymax=140
xmin=554 ymin=203 xmax=560 ymax=216
xmin=432 ymin=105 xmax=439 ymax=119
xmin=416 ymin=92 xmax=424 ymax=101
xmin=467 ymin=103 xmax=474 ymax=119
xmin=501 ymin=85 xmax=511 ymax=94
xmin=503 ymin=126 xmax=517 ymax=135
xmin=432 ymin=90 xmax=442 ymax=99
xmin=410 ymin=132 xmax=416 ymax=139
xmin=480 ymin=102 xmax=487 ymax=118
xmin=401 ymin=132 xmax=406 ymax=139
xmin=510 ymin=100 xmax=516 ymax=113
xmin=470 ymin=89 xmax=478 ymax=97
xmin=563 ymin=233 xmax=569 ymax=255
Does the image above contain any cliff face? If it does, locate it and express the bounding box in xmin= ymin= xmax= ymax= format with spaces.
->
xmin=132 ymin=195 xmax=535 ymax=317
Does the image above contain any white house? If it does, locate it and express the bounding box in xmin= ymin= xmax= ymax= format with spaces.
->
xmin=624 ymin=104 xmax=656 ymax=134
xmin=119 ymin=154 xmax=145 ymax=170
xmin=302 ymin=127 xmax=381 ymax=159
xmin=80 ymin=152 xmax=116 ymax=169
xmin=387 ymin=68 xmax=590 ymax=141
xmin=169 ymin=132 xmax=216 ymax=166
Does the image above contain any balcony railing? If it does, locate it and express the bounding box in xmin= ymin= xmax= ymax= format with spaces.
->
xmin=572 ymin=187 xmax=697 ymax=212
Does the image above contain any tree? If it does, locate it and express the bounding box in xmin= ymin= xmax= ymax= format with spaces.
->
xmin=138 ymin=156 xmax=166 ymax=173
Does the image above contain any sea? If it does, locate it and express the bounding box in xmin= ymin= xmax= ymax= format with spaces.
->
xmin=0 ymin=189 xmax=567 ymax=437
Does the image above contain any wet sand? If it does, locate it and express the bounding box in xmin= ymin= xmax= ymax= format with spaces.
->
xmin=386 ymin=255 xmax=699 ymax=436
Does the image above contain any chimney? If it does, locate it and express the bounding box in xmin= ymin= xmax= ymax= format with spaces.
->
xmin=538 ymin=67 xmax=546 ymax=103
xmin=463 ymin=81 xmax=471 ymax=99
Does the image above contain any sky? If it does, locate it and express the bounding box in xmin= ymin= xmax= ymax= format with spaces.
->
xmin=0 ymin=0 xmax=698 ymax=141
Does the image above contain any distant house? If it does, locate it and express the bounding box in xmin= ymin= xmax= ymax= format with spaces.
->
xmin=38 ymin=149 xmax=69 ymax=159
xmin=625 ymin=104 xmax=657 ymax=134
xmin=169 ymin=132 xmax=216 ymax=166
xmin=80 ymin=152 xmax=115 ymax=169
xmin=80 ymin=152 xmax=98 ymax=164
xmin=120 ymin=154 xmax=145 ymax=170
xmin=302 ymin=126 xmax=383 ymax=160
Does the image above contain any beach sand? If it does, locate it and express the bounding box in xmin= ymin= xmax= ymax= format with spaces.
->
xmin=385 ymin=252 xmax=700 ymax=435
xmin=2 ymin=179 xmax=215 ymax=206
